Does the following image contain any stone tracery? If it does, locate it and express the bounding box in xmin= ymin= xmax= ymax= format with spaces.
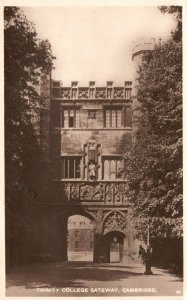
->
xmin=103 ymin=211 xmax=127 ymax=235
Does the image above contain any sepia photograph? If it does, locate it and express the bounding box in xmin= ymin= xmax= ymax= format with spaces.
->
xmin=3 ymin=0 xmax=184 ymax=298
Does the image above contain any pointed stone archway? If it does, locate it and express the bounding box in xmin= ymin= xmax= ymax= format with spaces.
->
xmin=102 ymin=210 xmax=128 ymax=263
xmin=46 ymin=207 xmax=133 ymax=264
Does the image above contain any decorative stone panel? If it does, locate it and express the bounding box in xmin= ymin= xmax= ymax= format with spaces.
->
xmin=88 ymin=110 xmax=96 ymax=119
xmin=105 ymin=183 xmax=114 ymax=203
xmin=71 ymin=183 xmax=80 ymax=201
xmin=114 ymin=183 xmax=127 ymax=204
xmin=113 ymin=87 xmax=124 ymax=99
xmin=62 ymin=181 xmax=128 ymax=204
xmin=61 ymin=88 xmax=71 ymax=99
xmin=78 ymin=88 xmax=89 ymax=99
xmin=103 ymin=211 xmax=126 ymax=234
xmin=80 ymin=183 xmax=104 ymax=201
xmin=95 ymin=88 xmax=106 ymax=99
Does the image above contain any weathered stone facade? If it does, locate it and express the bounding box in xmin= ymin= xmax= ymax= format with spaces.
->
xmin=36 ymin=38 xmax=155 ymax=263
xmin=38 ymin=78 xmax=136 ymax=263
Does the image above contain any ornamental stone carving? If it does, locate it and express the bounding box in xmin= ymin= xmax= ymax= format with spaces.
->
xmin=80 ymin=184 xmax=90 ymax=201
xmin=103 ymin=211 xmax=126 ymax=234
xmin=78 ymin=88 xmax=89 ymax=99
xmin=61 ymin=88 xmax=71 ymax=99
xmin=62 ymin=182 xmax=128 ymax=203
xmin=93 ymin=184 xmax=104 ymax=200
xmin=114 ymin=183 xmax=126 ymax=204
xmin=95 ymin=88 xmax=106 ymax=99
xmin=64 ymin=183 xmax=70 ymax=201
xmin=105 ymin=184 xmax=114 ymax=203
xmin=80 ymin=183 xmax=104 ymax=201
xmin=88 ymin=110 xmax=96 ymax=119
xmin=113 ymin=87 xmax=124 ymax=99
xmin=70 ymin=183 xmax=80 ymax=201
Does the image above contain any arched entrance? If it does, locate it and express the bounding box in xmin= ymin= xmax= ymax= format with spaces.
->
xmin=67 ymin=215 xmax=94 ymax=261
xmin=56 ymin=209 xmax=130 ymax=264
xmin=104 ymin=231 xmax=125 ymax=263
xmin=102 ymin=210 xmax=127 ymax=263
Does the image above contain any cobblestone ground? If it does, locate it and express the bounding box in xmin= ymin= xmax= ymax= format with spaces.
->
xmin=6 ymin=257 xmax=183 ymax=297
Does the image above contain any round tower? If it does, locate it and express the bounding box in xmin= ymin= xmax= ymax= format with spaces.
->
xmin=132 ymin=37 xmax=155 ymax=64
xmin=131 ymin=38 xmax=155 ymax=133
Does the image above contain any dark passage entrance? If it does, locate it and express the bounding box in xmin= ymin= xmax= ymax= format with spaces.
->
xmin=104 ymin=231 xmax=125 ymax=263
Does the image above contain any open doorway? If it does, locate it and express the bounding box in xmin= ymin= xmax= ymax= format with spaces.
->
xmin=67 ymin=215 xmax=94 ymax=262
xmin=104 ymin=231 xmax=125 ymax=263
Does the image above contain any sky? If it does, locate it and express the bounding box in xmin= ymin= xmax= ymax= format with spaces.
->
xmin=21 ymin=6 xmax=176 ymax=86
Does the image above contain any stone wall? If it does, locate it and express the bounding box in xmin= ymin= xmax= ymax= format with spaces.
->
xmin=58 ymin=129 xmax=131 ymax=156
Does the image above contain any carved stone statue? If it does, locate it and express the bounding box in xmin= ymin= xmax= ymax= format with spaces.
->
xmin=80 ymin=183 xmax=103 ymax=201
xmin=89 ymin=161 xmax=96 ymax=180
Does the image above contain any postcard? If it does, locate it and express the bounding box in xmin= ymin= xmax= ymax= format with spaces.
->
xmin=1 ymin=0 xmax=185 ymax=299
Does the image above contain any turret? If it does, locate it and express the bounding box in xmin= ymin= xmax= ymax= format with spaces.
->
xmin=132 ymin=38 xmax=155 ymax=133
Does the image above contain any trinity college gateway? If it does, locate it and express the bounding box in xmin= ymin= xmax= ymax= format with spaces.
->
xmin=35 ymin=39 xmax=154 ymax=263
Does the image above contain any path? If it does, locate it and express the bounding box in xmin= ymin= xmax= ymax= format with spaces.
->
xmin=6 ymin=261 xmax=183 ymax=297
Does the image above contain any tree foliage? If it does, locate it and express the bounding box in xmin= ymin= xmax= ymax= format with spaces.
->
xmin=159 ymin=6 xmax=182 ymax=42
xmin=5 ymin=7 xmax=52 ymax=171
xmin=128 ymin=7 xmax=182 ymax=242
xmin=5 ymin=7 xmax=53 ymax=268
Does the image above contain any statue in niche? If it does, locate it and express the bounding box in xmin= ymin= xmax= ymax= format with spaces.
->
xmin=89 ymin=160 xmax=96 ymax=180
xmin=89 ymin=142 xmax=96 ymax=151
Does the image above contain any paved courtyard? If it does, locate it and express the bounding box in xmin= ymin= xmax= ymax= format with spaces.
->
xmin=6 ymin=256 xmax=183 ymax=297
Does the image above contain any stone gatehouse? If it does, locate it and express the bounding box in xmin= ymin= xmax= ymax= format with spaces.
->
xmin=34 ymin=38 xmax=154 ymax=263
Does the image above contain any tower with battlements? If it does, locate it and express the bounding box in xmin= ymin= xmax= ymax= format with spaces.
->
xmin=34 ymin=38 xmax=155 ymax=264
